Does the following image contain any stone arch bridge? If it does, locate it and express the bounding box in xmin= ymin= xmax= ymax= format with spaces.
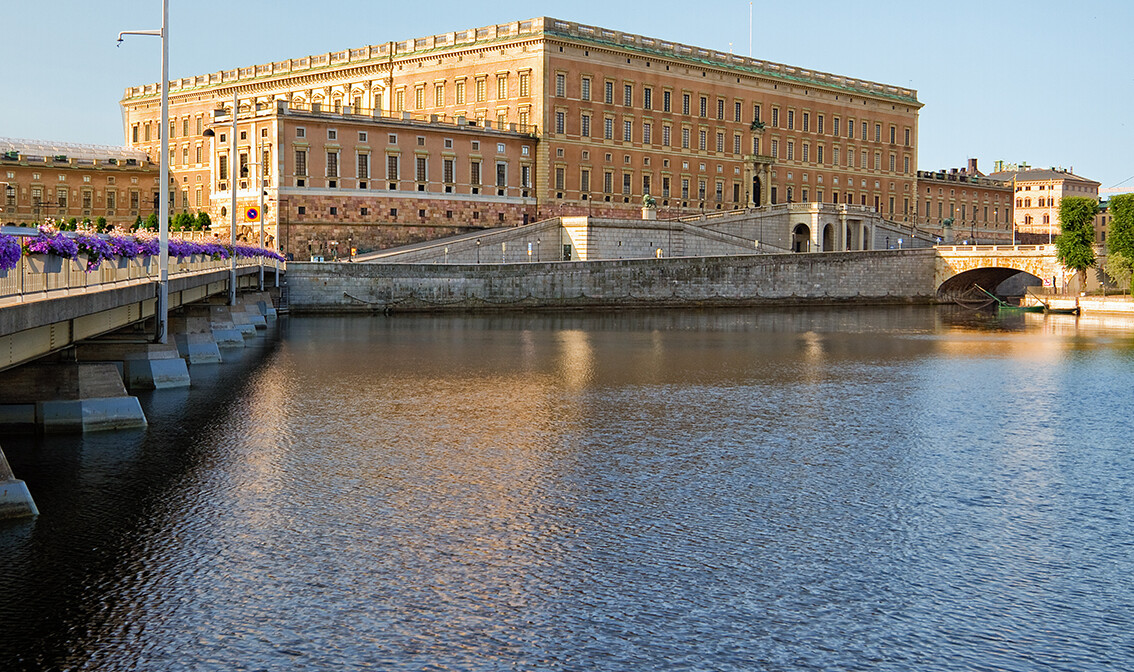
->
xmin=934 ymin=244 xmax=1063 ymax=299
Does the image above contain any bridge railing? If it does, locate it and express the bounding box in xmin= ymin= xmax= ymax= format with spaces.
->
xmin=0 ymin=247 xmax=280 ymax=306
xmin=936 ymin=244 xmax=1055 ymax=253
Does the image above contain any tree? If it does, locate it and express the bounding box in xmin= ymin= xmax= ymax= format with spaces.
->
xmin=145 ymin=212 xmax=159 ymax=231
xmin=171 ymin=211 xmax=193 ymax=232
xmin=195 ymin=211 xmax=212 ymax=231
xmin=133 ymin=215 xmax=144 ymax=231
xmin=1105 ymin=194 xmax=1134 ymax=293
xmin=95 ymin=216 xmax=108 ymax=232
xmin=1054 ymin=196 xmax=1098 ymax=293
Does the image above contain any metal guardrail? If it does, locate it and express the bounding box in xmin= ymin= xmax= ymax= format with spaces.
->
xmin=0 ymin=252 xmax=281 ymax=306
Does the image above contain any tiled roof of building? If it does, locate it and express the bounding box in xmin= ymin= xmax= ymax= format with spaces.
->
xmin=987 ymin=168 xmax=1099 ymax=185
xmin=0 ymin=137 xmax=150 ymax=162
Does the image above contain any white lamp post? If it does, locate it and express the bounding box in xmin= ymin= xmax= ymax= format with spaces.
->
xmin=118 ymin=0 xmax=170 ymax=343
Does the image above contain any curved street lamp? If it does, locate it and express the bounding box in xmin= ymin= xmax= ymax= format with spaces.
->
xmin=117 ymin=0 xmax=170 ymax=342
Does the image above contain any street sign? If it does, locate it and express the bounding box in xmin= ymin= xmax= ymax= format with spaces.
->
xmin=245 ymin=206 xmax=260 ymax=222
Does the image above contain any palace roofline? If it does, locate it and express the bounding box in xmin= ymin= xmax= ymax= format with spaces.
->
xmin=122 ymin=17 xmax=920 ymax=107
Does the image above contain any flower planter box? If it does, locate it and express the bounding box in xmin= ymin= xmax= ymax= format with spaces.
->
xmin=27 ymin=254 xmax=65 ymax=274
xmin=117 ymin=257 xmax=131 ymax=269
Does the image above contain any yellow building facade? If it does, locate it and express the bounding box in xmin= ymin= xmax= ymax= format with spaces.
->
xmin=989 ymin=163 xmax=1100 ymax=242
xmin=121 ymin=17 xmax=922 ymax=252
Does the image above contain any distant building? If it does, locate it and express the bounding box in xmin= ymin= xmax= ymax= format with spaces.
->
xmin=119 ymin=17 xmax=922 ymax=254
xmin=1 ymin=138 xmax=156 ymax=229
xmin=988 ymin=162 xmax=1100 ymax=243
xmin=915 ymin=158 xmax=1013 ymax=244
xmin=1095 ymin=200 xmax=1110 ymax=245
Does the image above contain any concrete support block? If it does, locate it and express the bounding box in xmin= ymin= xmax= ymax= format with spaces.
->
xmin=229 ymin=307 xmax=259 ymax=337
xmin=186 ymin=306 xmax=245 ymax=347
xmin=0 ymin=363 xmax=147 ymax=433
xmin=173 ymin=332 xmax=223 ymax=364
xmin=244 ymin=292 xmax=278 ymax=320
xmin=38 ymin=397 xmax=148 ymax=432
xmin=0 ymin=448 xmax=38 ymax=519
xmin=76 ymin=342 xmax=191 ymax=390
xmin=169 ymin=316 xmax=223 ymax=364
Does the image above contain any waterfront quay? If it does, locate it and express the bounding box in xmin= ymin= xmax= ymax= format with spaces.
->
xmin=288 ymin=243 xmax=1077 ymax=313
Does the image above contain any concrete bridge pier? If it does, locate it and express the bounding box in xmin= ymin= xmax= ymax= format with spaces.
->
xmin=185 ymin=305 xmax=245 ymax=347
xmin=0 ymin=362 xmax=147 ymax=433
xmin=169 ymin=316 xmax=223 ymax=364
xmin=232 ymin=301 xmax=266 ymax=332
xmin=75 ymin=342 xmax=190 ymax=390
xmin=245 ymin=292 xmax=278 ymax=322
xmin=0 ymin=447 xmax=38 ymax=519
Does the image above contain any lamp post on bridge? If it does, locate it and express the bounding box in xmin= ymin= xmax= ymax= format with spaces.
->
xmin=117 ymin=0 xmax=170 ymax=342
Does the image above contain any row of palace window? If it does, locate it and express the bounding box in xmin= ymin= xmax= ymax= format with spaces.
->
xmin=290 ymin=150 xmax=531 ymax=191
xmin=1018 ymin=197 xmax=1056 ymax=208
xmin=553 ymin=73 xmax=912 ymax=145
xmin=551 ymin=113 xmax=911 ymax=173
xmin=4 ymin=185 xmax=204 ymax=212
xmin=922 ymin=200 xmax=1011 ymax=223
xmin=132 ymin=115 xmax=208 ymax=144
xmin=397 ymin=72 xmax=533 ymax=111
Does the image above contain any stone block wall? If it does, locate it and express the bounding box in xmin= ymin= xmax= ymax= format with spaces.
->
xmin=288 ymin=248 xmax=940 ymax=313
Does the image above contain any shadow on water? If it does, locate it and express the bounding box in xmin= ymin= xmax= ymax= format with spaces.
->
xmin=0 ymin=328 xmax=282 ymax=670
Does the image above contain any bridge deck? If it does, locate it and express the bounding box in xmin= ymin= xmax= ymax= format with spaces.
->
xmin=0 ymin=256 xmax=280 ymax=372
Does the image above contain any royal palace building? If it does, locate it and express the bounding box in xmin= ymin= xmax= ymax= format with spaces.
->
xmin=121 ymin=17 xmax=923 ymax=254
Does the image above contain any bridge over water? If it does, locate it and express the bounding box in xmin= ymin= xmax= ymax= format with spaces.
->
xmin=1 ymin=250 xmax=285 ymax=517
xmin=935 ymin=244 xmax=1063 ymax=299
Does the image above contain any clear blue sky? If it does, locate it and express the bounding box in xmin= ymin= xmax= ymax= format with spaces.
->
xmin=2 ymin=0 xmax=1131 ymax=190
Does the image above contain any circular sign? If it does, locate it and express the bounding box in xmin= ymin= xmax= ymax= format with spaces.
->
xmin=245 ymin=207 xmax=260 ymax=221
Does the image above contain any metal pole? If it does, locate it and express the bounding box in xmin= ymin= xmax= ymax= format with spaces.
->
xmin=117 ymin=3 xmax=169 ymax=343
xmin=257 ymin=127 xmax=264 ymax=291
xmin=157 ymin=0 xmax=169 ymax=343
xmin=229 ymin=90 xmax=238 ymax=306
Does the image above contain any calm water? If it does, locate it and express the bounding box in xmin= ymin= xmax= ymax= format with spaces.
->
xmin=2 ymin=307 xmax=1133 ymax=671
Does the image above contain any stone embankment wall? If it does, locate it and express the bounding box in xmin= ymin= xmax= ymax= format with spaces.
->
xmin=288 ymin=249 xmax=939 ymax=313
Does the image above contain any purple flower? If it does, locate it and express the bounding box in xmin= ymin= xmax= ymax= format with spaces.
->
xmin=75 ymin=233 xmax=114 ymax=272
xmin=26 ymin=230 xmax=79 ymax=259
xmin=108 ymin=235 xmax=142 ymax=259
xmin=0 ymin=234 xmax=21 ymax=272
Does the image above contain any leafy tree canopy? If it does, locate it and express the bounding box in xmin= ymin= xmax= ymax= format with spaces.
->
xmin=1055 ymin=196 xmax=1098 ymax=274
xmin=1106 ymin=193 xmax=1134 ymax=261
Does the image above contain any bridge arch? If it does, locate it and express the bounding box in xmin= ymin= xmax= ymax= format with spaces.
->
xmin=934 ymin=245 xmax=1061 ymax=300
xmin=936 ymin=267 xmax=1042 ymax=301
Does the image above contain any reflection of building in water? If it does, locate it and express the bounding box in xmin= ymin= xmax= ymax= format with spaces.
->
xmin=556 ymin=330 xmax=594 ymax=391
